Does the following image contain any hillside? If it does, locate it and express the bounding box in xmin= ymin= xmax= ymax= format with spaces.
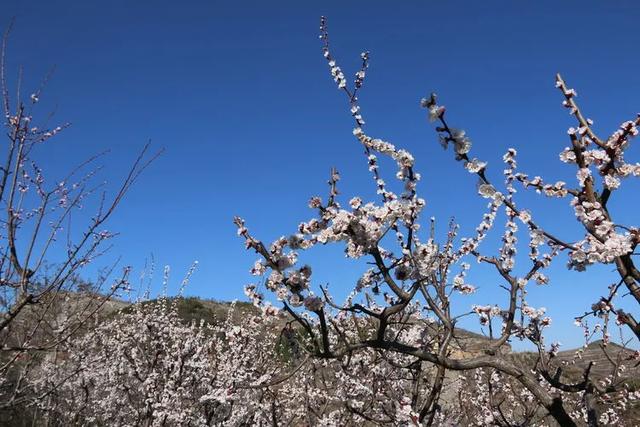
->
xmin=103 ymin=296 xmax=638 ymax=376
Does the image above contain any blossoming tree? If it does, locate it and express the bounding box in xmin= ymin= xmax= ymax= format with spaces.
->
xmin=234 ymin=17 xmax=640 ymax=426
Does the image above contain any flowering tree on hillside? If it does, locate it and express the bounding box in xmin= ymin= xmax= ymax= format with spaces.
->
xmin=37 ymin=284 xmax=470 ymax=425
xmin=235 ymin=17 xmax=640 ymax=426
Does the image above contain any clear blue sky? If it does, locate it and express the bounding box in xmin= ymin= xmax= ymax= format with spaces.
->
xmin=3 ymin=1 xmax=639 ymax=349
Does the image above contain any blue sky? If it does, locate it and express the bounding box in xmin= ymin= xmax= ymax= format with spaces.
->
xmin=3 ymin=1 xmax=639 ymax=349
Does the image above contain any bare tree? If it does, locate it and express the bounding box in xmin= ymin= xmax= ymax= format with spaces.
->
xmin=0 ymin=22 xmax=159 ymax=422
